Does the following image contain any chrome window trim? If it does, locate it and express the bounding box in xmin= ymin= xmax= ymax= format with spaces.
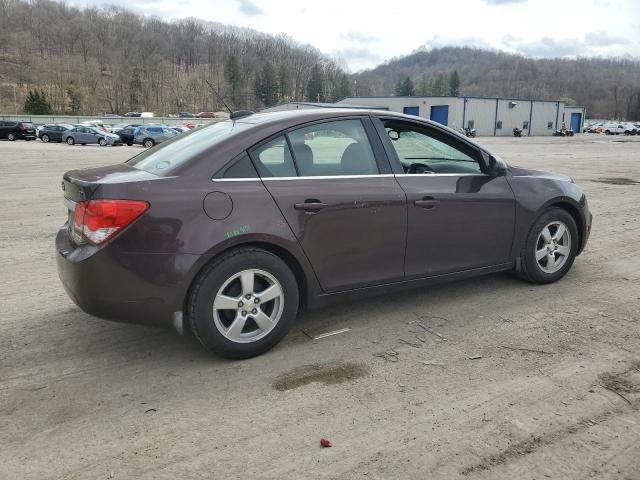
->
xmin=212 ymin=173 xmax=487 ymax=182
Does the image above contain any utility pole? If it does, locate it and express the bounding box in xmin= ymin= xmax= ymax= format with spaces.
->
xmin=354 ymin=79 xmax=358 ymax=97
xmin=13 ymin=85 xmax=17 ymax=114
xmin=317 ymin=93 xmax=320 ymax=103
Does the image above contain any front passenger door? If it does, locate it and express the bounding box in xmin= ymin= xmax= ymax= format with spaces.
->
xmin=377 ymin=118 xmax=515 ymax=278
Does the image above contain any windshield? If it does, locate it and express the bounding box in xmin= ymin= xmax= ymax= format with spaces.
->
xmin=126 ymin=120 xmax=251 ymax=175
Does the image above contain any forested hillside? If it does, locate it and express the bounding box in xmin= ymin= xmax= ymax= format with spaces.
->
xmin=0 ymin=0 xmax=350 ymax=115
xmin=354 ymin=47 xmax=640 ymax=119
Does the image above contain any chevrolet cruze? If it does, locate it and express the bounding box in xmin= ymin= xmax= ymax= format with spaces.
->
xmin=56 ymin=109 xmax=592 ymax=358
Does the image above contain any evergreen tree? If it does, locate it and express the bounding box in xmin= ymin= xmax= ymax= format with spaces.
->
xmin=255 ymin=62 xmax=279 ymax=107
xmin=395 ymin=76 xmax=415 ymax=96
xmin=225 ymin=54 xmax=242 ymax=107
xmin=66 ymin=83 xmax=82 ymax=114
xmin=448 ymin=70 xmax=461 ymax=96
xmin=432 ymin=74 xmax=446 ymax=96
xmin=335 ymin=74 xmax=352 ymax=100
xmin=306 ymin=64 xmax=323 ymax=102
xmin=417 ymin=75 xmax=432 ymax=96
xmin=24 ymin=89 xmax=53 ymax=114
xmin=278 ymin=64 xmax=291 ymax=102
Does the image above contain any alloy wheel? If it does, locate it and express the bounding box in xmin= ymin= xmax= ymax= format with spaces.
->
xmin=212 ymin=269 xmax=284 ymax=343
xmin=42 ymin=134 xmax=49 ymax=143
xmin=535 ymin=221 xmax=571 ymax=274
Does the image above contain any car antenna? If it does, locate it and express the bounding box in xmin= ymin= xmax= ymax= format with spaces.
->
xmin=205 ymin=79 xmax=254 ymax=120
xmin=205 ymin=79 xmax=233 ymax=115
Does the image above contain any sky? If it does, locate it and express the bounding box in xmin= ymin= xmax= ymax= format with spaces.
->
xmin=66 ymin=0 xmax=640 ymax=71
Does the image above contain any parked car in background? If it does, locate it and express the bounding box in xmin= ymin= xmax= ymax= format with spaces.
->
xmin=0 ymin=121 xmax=37 ymax=141
xmin=133 ymin=125 xmax=178 ymax=147
xmin=603 ymin=123 xmax=625 ymax=135
xmin=179 ymin=112 xmax=197 ymax=118
xmin=80 ymin=120 xmax=109 ymax=132
xmin=115 ymin=126 xmax=140 ymax=146
xmin=63 ymin=126 xmax=122 ymax=146
xmin=38 ymin=124 xmax=74 ymax=143
xmin=170 ymin=126 xmax=190 ymax=134
xmin=56 ymin=109 xmax=593 ymax=359
xmin=623 ymin=123 xmax=638 ymax=135
xmin=197 ymin=111 xmax=216 ymax=118
xmin=124 ymin=112 xmax=141 ymax=117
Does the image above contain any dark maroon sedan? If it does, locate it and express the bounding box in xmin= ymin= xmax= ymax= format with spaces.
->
xmin=56 ymin=109 xmax=592 ymax=358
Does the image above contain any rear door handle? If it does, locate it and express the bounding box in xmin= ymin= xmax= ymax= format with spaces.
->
xmin=414 ymin=196 xmax=440 ymax=209
xmin=294 ymin=200 xmax=327 ymax=212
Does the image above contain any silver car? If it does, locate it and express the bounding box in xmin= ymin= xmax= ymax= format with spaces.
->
xmin=63 ymin=127 xmax=122 ymax=146
xmin=133 ymin=125 xmax=178 ymax=148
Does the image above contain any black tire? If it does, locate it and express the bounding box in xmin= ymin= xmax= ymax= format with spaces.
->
xmin=515 ymin=207 xmax=579 ymax=284
xmin=143 ymin=138 xmax=154 ymax=148
xmin=66 ymin=136 xmax=75 ymax=145
xmin=41 ymin=134 xmax=50 ymax=143
xmin=187 ymin=248 xmax=299 ymax=359
xmin=127 ymin=143 xmax=133 ymax=146
xmin=98 ymin=138 xmax=107 ymax=146
xmin=7 ymin=133 xmax=16 ymax=141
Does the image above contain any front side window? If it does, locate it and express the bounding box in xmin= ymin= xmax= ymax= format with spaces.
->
xmin=384 ymin=121 xmax=482 ymax=174
xmin=287 ymin=119 xmax=378 ymax=176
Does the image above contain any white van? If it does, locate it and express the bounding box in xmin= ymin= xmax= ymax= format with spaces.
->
xmin=140 ymin=112 xmax=155 ymax=118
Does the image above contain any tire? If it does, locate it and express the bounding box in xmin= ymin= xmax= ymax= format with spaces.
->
xmin=7 ymin=133 xmax=16 ymax=141
xmin=66 ymin=136 xmax=75 ymax=145
xmin=187 ymin=248 xmax=299 ymax=359
xmin=98 ymin=138 xmax=107 ymax=146
xmin=515 ymin=207 xmax=578 ymax=284
xmin=41 ymin=134 xmax=50 ymax=143
xmin=143 ymin=138 xmax=154 ymax=148
xmin=127 ymin=143 xmax=133 ymax=146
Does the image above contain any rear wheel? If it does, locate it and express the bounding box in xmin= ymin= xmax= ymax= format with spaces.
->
xmin=66 ymin=136 xmax=75 ymax=145
xmin=143 ymin=138 xmax=154 ymax=148
xmin=188 ymin=248 xmax=299 ymax=359
xmin=515 ymin=208 xmax=578 ymax=284
xmin=41 ymin=134 xmax=50 ymax=143
xmin=7 ymin=133 xmax=16 ymax=141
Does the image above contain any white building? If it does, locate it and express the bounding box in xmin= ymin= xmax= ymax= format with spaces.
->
xmin=335 ymin=96 xmax=586 ymax=136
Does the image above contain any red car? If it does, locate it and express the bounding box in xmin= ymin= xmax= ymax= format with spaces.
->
xmin=197 ymin=112 xmax=216 ymax=118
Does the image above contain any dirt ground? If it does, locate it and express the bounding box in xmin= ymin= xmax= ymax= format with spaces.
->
xmin=1 ymin=135 xmax=639 ymax=480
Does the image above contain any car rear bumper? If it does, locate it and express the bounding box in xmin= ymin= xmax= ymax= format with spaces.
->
xmin=56 ymin=227 xmax=199 ymax=328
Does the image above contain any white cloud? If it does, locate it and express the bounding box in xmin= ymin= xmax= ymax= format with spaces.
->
xmin=235 ymin=0 xmax=263 ymax=16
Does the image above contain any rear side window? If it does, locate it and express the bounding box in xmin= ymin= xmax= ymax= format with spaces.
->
xmin=127 ymin=120 xmax=251 ymax=175
xmin=252 ymin=136 xmax=297 ymax=177
xmin=287 ymin=119 xmax=378 ymax=176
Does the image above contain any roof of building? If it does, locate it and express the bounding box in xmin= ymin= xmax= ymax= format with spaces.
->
xmin=340 ymin=95 xmax=575 ymax=104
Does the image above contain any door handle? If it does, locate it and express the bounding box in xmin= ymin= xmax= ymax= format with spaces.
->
xmin=414 ymin=196 xmax=440 ymax=209
xmin=294 ymin=200 xmax=327 ymax=212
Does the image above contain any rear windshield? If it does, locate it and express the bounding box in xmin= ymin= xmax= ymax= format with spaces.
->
xmin=126 ymin=120 xmax=251 ymax=175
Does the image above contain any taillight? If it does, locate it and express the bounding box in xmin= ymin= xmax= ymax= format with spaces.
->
xmin=72 ymin=199 xmax=148 ymax=245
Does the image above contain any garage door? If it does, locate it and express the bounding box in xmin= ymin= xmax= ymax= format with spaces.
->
xmin=403 ymin=106 xmax=419 ymax=116
xmin=430 ymin=105 xmax=449 ymax=126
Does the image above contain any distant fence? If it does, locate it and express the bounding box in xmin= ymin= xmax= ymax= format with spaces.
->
xmin=0 ymin=115 xmax=224 ymax=126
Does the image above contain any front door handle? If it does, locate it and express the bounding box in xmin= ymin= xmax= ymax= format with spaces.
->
xmin=414 ymin=196 xmax=440 ymax=209
xmin=294 ymin=200 xmax=327 ymax=212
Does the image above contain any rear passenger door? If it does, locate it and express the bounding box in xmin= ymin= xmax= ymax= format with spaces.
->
xmin=250 ymin=117 xmax=407 ymax=293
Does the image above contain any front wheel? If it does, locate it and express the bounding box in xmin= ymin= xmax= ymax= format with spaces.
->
xmin=515 ymin=208 xmax=578 ymax=284
xmin=98 ymin=138 xmax=107 ymax=146
xmin=187 ymin=248 xmax=299 ymax=359
xmin=66 ymin=136 xmax=75 ymax=145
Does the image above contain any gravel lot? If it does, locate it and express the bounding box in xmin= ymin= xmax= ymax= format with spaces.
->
xmin=1 ymin=135 xmax=639 ymax=479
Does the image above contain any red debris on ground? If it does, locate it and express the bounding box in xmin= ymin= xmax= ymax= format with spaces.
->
xmin=320 ymin=437 xmax=332 ymax=448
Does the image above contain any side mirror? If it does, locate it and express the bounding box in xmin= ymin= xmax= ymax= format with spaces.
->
xmin=388 ymin=129 xmax=400 ymax=141
xmin=487 ymin=156 xmax=507 ymax=176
